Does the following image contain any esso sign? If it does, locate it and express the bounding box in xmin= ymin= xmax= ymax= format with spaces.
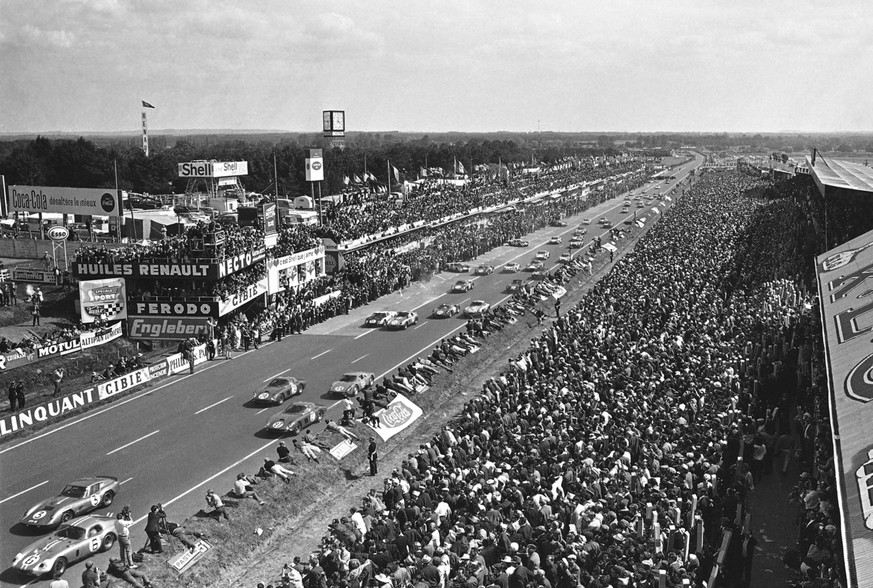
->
xmin=311 ymin=161 xmax=322 ymax=171
xmin=47 ymin=226 xmax=69 ymax=241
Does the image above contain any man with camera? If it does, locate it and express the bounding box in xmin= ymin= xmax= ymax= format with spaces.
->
xmin=114 ymin=508 xmax=136 ymax=569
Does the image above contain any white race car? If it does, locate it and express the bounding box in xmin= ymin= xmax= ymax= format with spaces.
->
xmin=464 ymin=300 xmax=491 ymax=318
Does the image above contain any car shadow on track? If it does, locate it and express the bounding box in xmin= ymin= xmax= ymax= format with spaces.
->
xmin=7 ymin=522 xmax=49 ymax=537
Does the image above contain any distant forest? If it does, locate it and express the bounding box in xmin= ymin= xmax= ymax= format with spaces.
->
xmin=0 ymin=130 xmax=870 ymax=197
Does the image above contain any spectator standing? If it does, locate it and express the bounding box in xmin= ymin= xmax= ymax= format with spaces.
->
xmin=145 ymin=505 xmax=164 ymax=553
xmin=8 ymin=381 xmax=17 ymax=412
xmin=51 ymin=368 xmax=65 ymax=397
xmin=114 ymin=512 xmax=135 ymax=568
xmin=31 ymin=304 xmax=40 ymax=326
xmin=15 ymin=381 xmax=25 ymax=409
xmin=367 ymin=437 xmax=378 ymax=476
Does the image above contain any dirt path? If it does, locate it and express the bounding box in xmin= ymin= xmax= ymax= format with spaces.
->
xmin=221 ymin=222 xmax=654 ymax=587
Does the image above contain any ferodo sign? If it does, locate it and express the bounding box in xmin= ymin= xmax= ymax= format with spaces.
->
xmin=8 ymin=185 xmax=121 ymax=216
xmin=371 ymin=394 xmax=422 ymax=441
xmin=131 ymin=300 xmax=217 ymax=317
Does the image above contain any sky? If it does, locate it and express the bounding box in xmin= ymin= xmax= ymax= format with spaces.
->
xmin=1 ymin=0 xmax=872 ymax=135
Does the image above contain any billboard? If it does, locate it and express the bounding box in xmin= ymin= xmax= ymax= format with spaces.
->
xmin=177 ymin=161 xmax=248 ymax=178
xmin=130 ymin=299 xmax=218 ymax=318
xmin=322 ymin=110 xmax=345 ymax=137
xmin=127 ymin=316 xmax=211 ymax=340
xmin=218 ymin=278 xmax=267 ymax=316
xmin=12 ymin=267 xmax=60 ymax=284
xmin=370 ymin=394 xmax=422 ymax=441
xmin=8 ymin=185 xmax=121 ymax=217
xmin=79 ymin=278 xmax=128 ymax=324
xmin=305 ymin=149 xmax=324 ymax=182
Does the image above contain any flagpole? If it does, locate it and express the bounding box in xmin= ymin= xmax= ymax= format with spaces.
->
xmin=387 ymin=159 xmax=391 ymax=195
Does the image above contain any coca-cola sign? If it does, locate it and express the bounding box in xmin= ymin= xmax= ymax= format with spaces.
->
xmin=372 ymin=394 xmax=422 ymax=441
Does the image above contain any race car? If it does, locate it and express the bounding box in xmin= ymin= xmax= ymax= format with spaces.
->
xmin=364 ymin=311 xmax=397 ymax=327
xmin=507 ymin=279 xmax=525 ymax=293
xmin=569 ymin=239 xmax=584 ymax=249
xmin=452 ymin=279 xmax=475 ymax=293
xmin=621 ymin=207 xmax=629 ymax=214
xmin=265 ymin=402 xmax=326 ymax=434
xmin=508 ymin=239 xmax=529 ymax=247
xmin=549 ymin=220 xmax=568 ymax=227
xmin=329 ymin=372 xmax=375 ymax=397
xmin=475 ymin=265 xmax=494 ymax=275
xmin=431 ymin=303 xmax=460 ymax=318
xmin=532 ymin=269 xmax=549 ymax=280
xmin=252 ymin=377 xmax=306 ymax=405
xmin=446 ymin=262 xmax=470 ymax=272
xmin=573 ymin=228 xmax=587 ymax=237
xmin=580 ymin=219 xmax=591 ymax=225
xmin=535 ymin=250 xmax=550 ymax=260
xmin=20 ymin=477 xmax=119 ymax=529
xmin=12 ymin=514 xmax=118 ymax=577
xmin=526 ymin=260 xmax=545 ymax=271
xmin=559 ymin=253 xmax=572 ymax=263
xmin=464 ymin=300 xmax=492 ymax=318
xmin=503 ymin=262 xmax=520 ymax=272
xmin=547 ymin=236 xmax=562 ymax=245
xmin=386 ymin=311 xmax=419 ymax=330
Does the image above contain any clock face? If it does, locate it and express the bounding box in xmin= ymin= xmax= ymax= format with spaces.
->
xmin=332 ymin=111 xmax=344 ymax=131
xmin=323 ymin=111 xmax=332 ymax=131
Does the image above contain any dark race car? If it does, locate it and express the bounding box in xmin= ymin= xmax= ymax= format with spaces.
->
xmin=431 ymin=303 xmax=460 ymax=318
xmin=252 ymin=377 xmax=306 ymax=405
xmin=20 ymin=477 xmax=119 ymax=529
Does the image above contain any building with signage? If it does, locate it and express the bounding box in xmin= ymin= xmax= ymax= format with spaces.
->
xmin=177 ymin=160 xmax=250 ymax=212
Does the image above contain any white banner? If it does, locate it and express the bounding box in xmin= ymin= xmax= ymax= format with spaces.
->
xmin=305 ymin=157 xmax=324 ymax=182
xmin=217 ymin=278 xmax=267 ymax=316
xmin=80 ymin=321 xmax=123 ymax=350
xmin=370 ymin=394 xmax=422 ymax=441
xmin=79 ymin=278 xmax=128 ymax=324
xmin=329 ymin=439 xmax=357 ymax=460
xmin=97 ymin=366 xmax=152 ymax=400
xmin=8 ymin=185 xmax=121 ymax=216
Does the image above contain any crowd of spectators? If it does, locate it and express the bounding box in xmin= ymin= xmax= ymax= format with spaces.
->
xmin=244 ymin=170 xmax=845 ymax=588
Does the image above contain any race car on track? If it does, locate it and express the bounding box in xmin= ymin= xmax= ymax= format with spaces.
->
xmin=580 ymin=219 xmax=591 ymax=225
xmin=547 ymin=236 xmax=562 ymax=245
xmin=535 ymin=250 xmax=550 ymax=260
xmin=532 ymin=269 xmax=549 ymax=280
xmin=330 ymin=372 xmax=375 ymax=397
xmin=431 ymin=304 xmax=460 ymax=318
xmin=507 ymin=279 xmax=525 ymax=293
xmin=13 ymin=514 xmax=118 ymax=577
xmin=446 ymin=262 xmax=470 ymax=272
xmin=503 ymin=262 xmax=520 ymax=272
xmin=364 ymin=311 xmax=397 ymax=327
xmin=464 ymin=300 xmax=491 ymax=318
xmin=265 ymin=402 xmax=326 ymax=433
xmin=559 ymin=253 xmax=572 ymax=263
xmin=20 ymin=477 xmax=119 ymax=529
xmin=549 ymin=220 xmax=568 ymax=227
xmin=526 ymin=260 xmax=545 ymax=272
xmin=475 ymin=265 xmax=494 ymax=275
xmin=252 ymin=377 xmax=306 ymax=405
xmin=452 ymin=279 xmax=475 ymax=292
xmin=569 ymin=238 xmax=584 ymax=249
xmin=573 ymin=228 xmax=587 ymax=237
xmin=508 ymin=239 xmax=529 ymax=247
xmin=386 ymin=311 xmax=419 ymax=329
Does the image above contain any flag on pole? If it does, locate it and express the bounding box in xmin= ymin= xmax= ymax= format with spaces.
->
xmin=142 ymin=100 xmax=155 ymax=109
xmin=343 ymin=175 xmax=350 ymax=186
xmin=392 ymin=165 xmax=400 ymax=183
xmin=420 ymin=167 xmax=428 ymax=178
xmin=353 ymin=174 xmax=362 ymax=184
xmin=456 ymin=160 xmax=466 ymax=175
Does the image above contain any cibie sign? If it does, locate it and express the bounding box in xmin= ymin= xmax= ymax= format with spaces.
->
xmin=47 ymin=226 xmax=70 ymax=241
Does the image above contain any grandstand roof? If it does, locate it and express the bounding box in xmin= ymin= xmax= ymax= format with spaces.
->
xmin=816 ymin=230 xmax=873 ymax=588
xmin=807 ymin=155 xmax=873 ymax=194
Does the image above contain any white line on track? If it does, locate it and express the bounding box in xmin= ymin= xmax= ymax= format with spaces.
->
xmin=106 ymin=430 xmax=160 ymax=455
xmin=263 ymin=368 xmax=292 ymax=382
xmin=311 ymin=349 xmax=332 ymax=360
xmin=354 ymin=330 xmax=374 ymax=340
xmin=256 ymin=407 xmax=272 ymax=415
xmin=351 ymin=354 xmax=368 ymax=364
xmin=194 ymin=396 xmax=234 ymax=415
xmin=0 ymin=346 xmax=264 ymax=456
xmin=413 ymin=321 xmax=429 ymax=330
xmin=459 ymin=297 xmax=470 ymax=305
xmin=120 ymin=477 xmax=134 ymax=485
xmin=0 ymin=480 xmax=49 ymax=505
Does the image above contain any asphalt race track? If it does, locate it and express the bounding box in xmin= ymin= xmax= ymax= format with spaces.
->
xmin=0 ymin=155 xmax=701 ymax=587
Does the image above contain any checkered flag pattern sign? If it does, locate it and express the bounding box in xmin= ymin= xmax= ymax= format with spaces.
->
xmin=79 ymin=278 xmax=128 ymax=324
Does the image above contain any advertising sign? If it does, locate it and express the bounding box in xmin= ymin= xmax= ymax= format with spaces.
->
xmin=322 ymin=110 xmax=345 ymax=137
xmin=12 ymin=267 xmax=60 ymax=285
xmin=217 ymin=246 xmax=266 ymax=278
xmin=218 ymin=278 xmax=267 ymax=316
xmin=262 ymin=202 xmax=277 ymax=235
xmin=8 ymin=185 xmax=121 ymax=216
xmin=370 ymin=394 xmax=422 ymax=441
xmin=97 ymin=366 xmax=151 ymax=400
xmin=46 ymin=226 xmax=70 ymax=241
xmin=305 ymin=149 xmax=324 ymax=182
xmin=130 ymin=299 xmax=218 ymax=318
xmin=74 ymin=261 xmax=214 ymax=280
xmin=128 ymin=316 xmax=211 ymax=340
xmin=168 ymin=539 xmax=212 ymax=573
xmin=177 ymin=161 xmax=248 ymax=178
xmin=0 ymin=388 xmax=97 ymax=437
xmin=79 ymin=278 xmax=127 ymax=324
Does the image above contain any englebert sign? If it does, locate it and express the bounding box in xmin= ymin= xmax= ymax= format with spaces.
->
xmin=8 ymin=185 xmax=121 ymax=216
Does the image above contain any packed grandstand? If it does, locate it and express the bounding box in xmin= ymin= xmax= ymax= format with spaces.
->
xmin=1 ymin=150 xmax=872 ymax=588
